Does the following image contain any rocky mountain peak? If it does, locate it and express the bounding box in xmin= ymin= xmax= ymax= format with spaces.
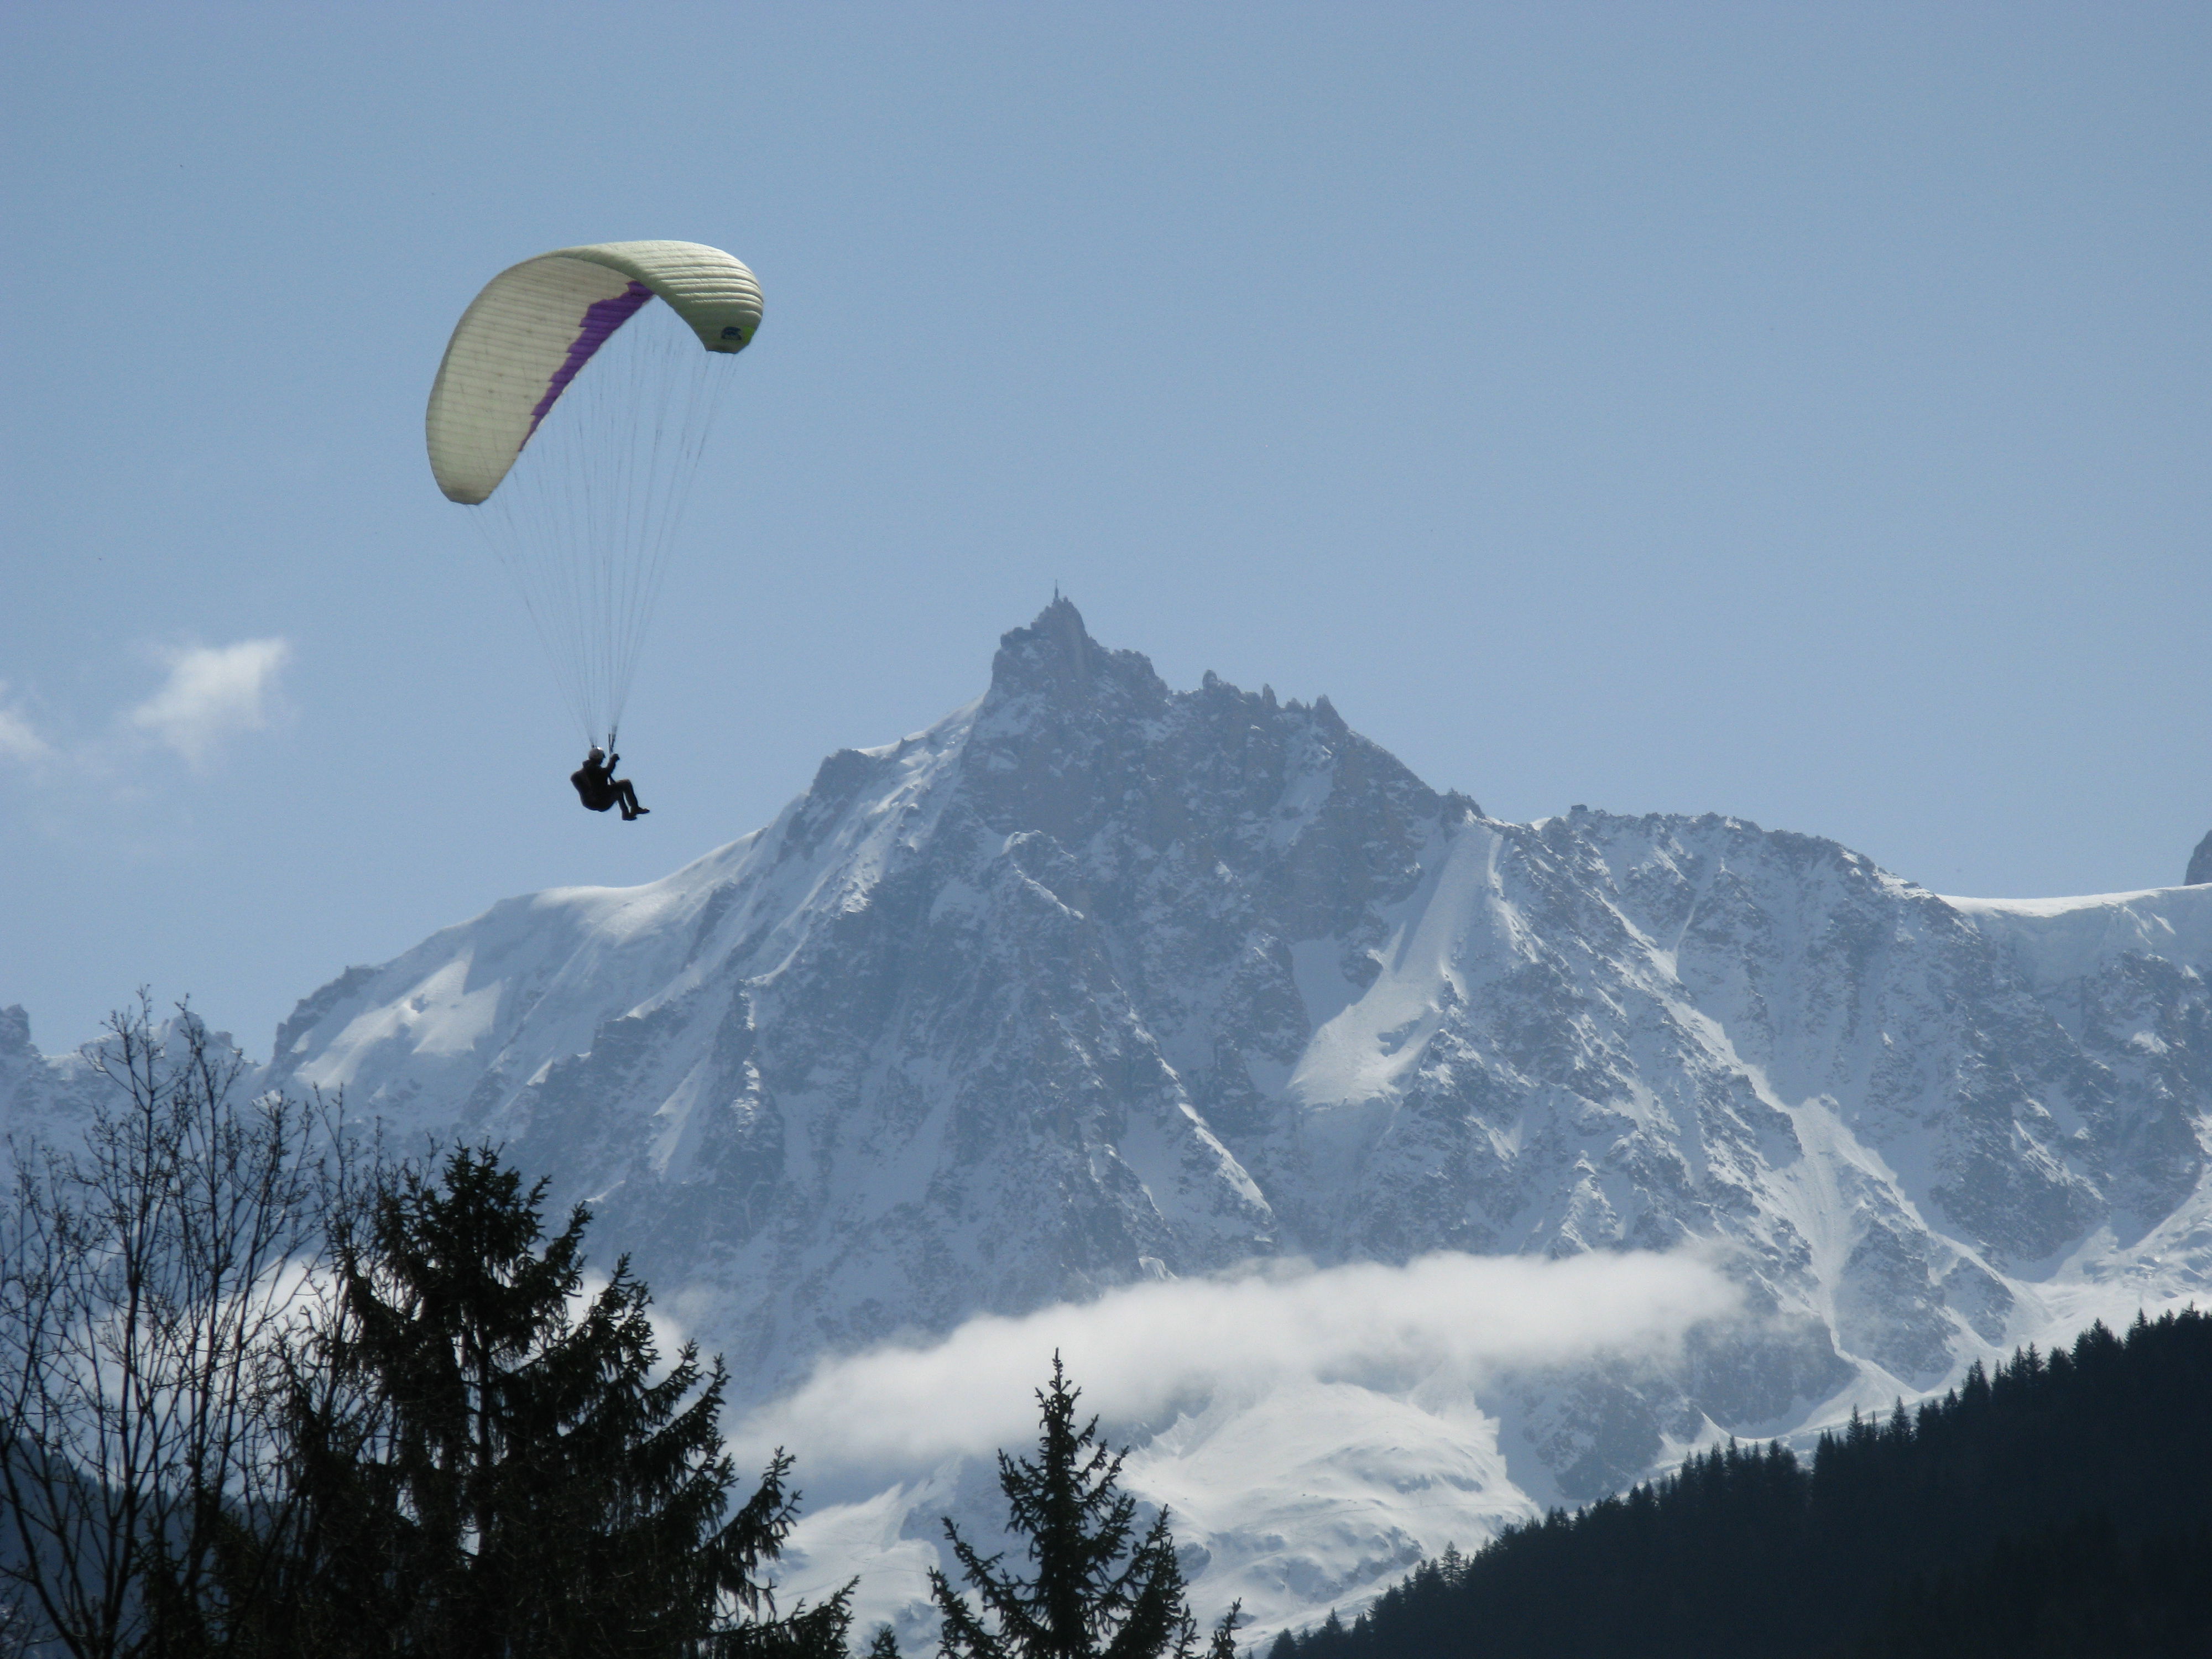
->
xmin=984 ymin=596 xmax=1159 ymax=709
xmin=2188 ymin=827 xmax=2212 ymax=885
xmin=964 ymin=598 xmax=1454 ymax=895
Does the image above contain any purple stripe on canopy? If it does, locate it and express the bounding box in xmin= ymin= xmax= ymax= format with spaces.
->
xmin=527 ymin=279 xmax=654 ymax=439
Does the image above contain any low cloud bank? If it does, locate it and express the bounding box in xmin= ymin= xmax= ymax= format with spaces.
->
xmin=734 ymin=1248 xmax=1738 ymax=1478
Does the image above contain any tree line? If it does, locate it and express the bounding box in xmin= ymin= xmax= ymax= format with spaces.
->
xmin=1 ymin=1001 xmax=1237 ymax=1659
xmin=1271 ymin=1308 xmax=2212 ymax=1659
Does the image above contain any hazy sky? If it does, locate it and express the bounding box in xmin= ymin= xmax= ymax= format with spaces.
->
xmin=4 ymin=3 xmax=2208 ymax=1053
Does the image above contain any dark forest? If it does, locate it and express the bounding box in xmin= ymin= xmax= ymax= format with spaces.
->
xmin=1270 ymin=1309 xmax=2212 ymax=1659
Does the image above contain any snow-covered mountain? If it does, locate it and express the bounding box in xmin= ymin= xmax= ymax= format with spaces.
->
xmin=9 ymin=599 xmax=2210 ymax=1637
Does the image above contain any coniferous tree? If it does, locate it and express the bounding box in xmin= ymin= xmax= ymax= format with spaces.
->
xmin=263 ymin=1146 xmax=847 ymax=1659
xmin=931 ymin=1357 xmax=1238 ymax=1659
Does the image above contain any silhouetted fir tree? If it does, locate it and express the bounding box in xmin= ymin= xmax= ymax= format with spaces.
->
xmin=930 ymin=1357 xmax=1239 ymax=1659
xmin=1298 ymin=1612 xmax=1345 ymax=1659
xmin=1264 ymin=1307 xmax=2212 ymax=1659
xmin=254 ymin=1147 xmax=849 ymax=1659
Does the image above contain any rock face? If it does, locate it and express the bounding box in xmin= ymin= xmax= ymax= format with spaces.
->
xmin=1 ymin=1003 xmax=104 ymax=1149
xmin=2189 ymin=828 xmax=2212 ymax=886
xmin=13 ymin=600 xmax=2212 ymax=1632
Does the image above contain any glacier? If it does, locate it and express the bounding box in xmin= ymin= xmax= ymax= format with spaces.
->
xmin=6 ymin=598 xmax=2209 ymax=1639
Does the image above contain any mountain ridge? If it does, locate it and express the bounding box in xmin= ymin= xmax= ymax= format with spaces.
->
xmin=7 ymin=598 xmax=2209 ymax=1634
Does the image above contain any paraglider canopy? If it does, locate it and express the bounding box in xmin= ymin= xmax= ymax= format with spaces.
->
xmin=426 ymin=239 xmax=762 ymax=505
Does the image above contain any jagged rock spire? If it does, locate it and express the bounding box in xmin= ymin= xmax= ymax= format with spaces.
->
xmin=986 ymin=596 xmax=1162 ymax=708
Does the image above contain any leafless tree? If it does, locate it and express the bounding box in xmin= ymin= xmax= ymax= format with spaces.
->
xmin=0 ymin=995 xmax=362 ymax=1659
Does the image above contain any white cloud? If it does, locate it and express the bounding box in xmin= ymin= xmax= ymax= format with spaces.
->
xmin=0 ymin=686 xmax=51 ymax=763
xmin=733 ymin=1248 xmax=1740 ymax=1479
xmin=127 ymin=639 xmax=292 ymax=766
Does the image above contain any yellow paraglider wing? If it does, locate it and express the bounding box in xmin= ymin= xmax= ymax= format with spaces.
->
xmin=425 ymin=239 xmax=761 ymax=505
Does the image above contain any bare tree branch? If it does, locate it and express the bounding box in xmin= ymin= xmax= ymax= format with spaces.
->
xmin=0 ymin=995 xmax=363 ymax=1659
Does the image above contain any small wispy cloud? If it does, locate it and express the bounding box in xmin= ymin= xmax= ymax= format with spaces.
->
xmin=126 ymin=639 xmax=293 ymax=767
xmin=733 ymin=1248 xmax=1740 ymax=1479
xmin=0 ymin=685 xmax=53 ymax=763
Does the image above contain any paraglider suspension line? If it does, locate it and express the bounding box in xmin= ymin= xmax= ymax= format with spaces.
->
xmin=466 ymin=302 xmax=731 ymax=753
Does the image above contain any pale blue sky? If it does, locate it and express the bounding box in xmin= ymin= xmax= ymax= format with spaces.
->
xmin=4 ymin=3 xmax=2207 ymax=1052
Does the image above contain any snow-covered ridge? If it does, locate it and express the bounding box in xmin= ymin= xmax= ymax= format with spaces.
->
xmin=7 ymin=601 xmax=2208 ymax=1637
xmin=1943 ymin=885 xmax=2212 ymax=995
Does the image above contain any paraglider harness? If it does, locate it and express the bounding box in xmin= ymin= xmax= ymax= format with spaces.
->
xmin=571 ymin=734 xmax=648 ymax=820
